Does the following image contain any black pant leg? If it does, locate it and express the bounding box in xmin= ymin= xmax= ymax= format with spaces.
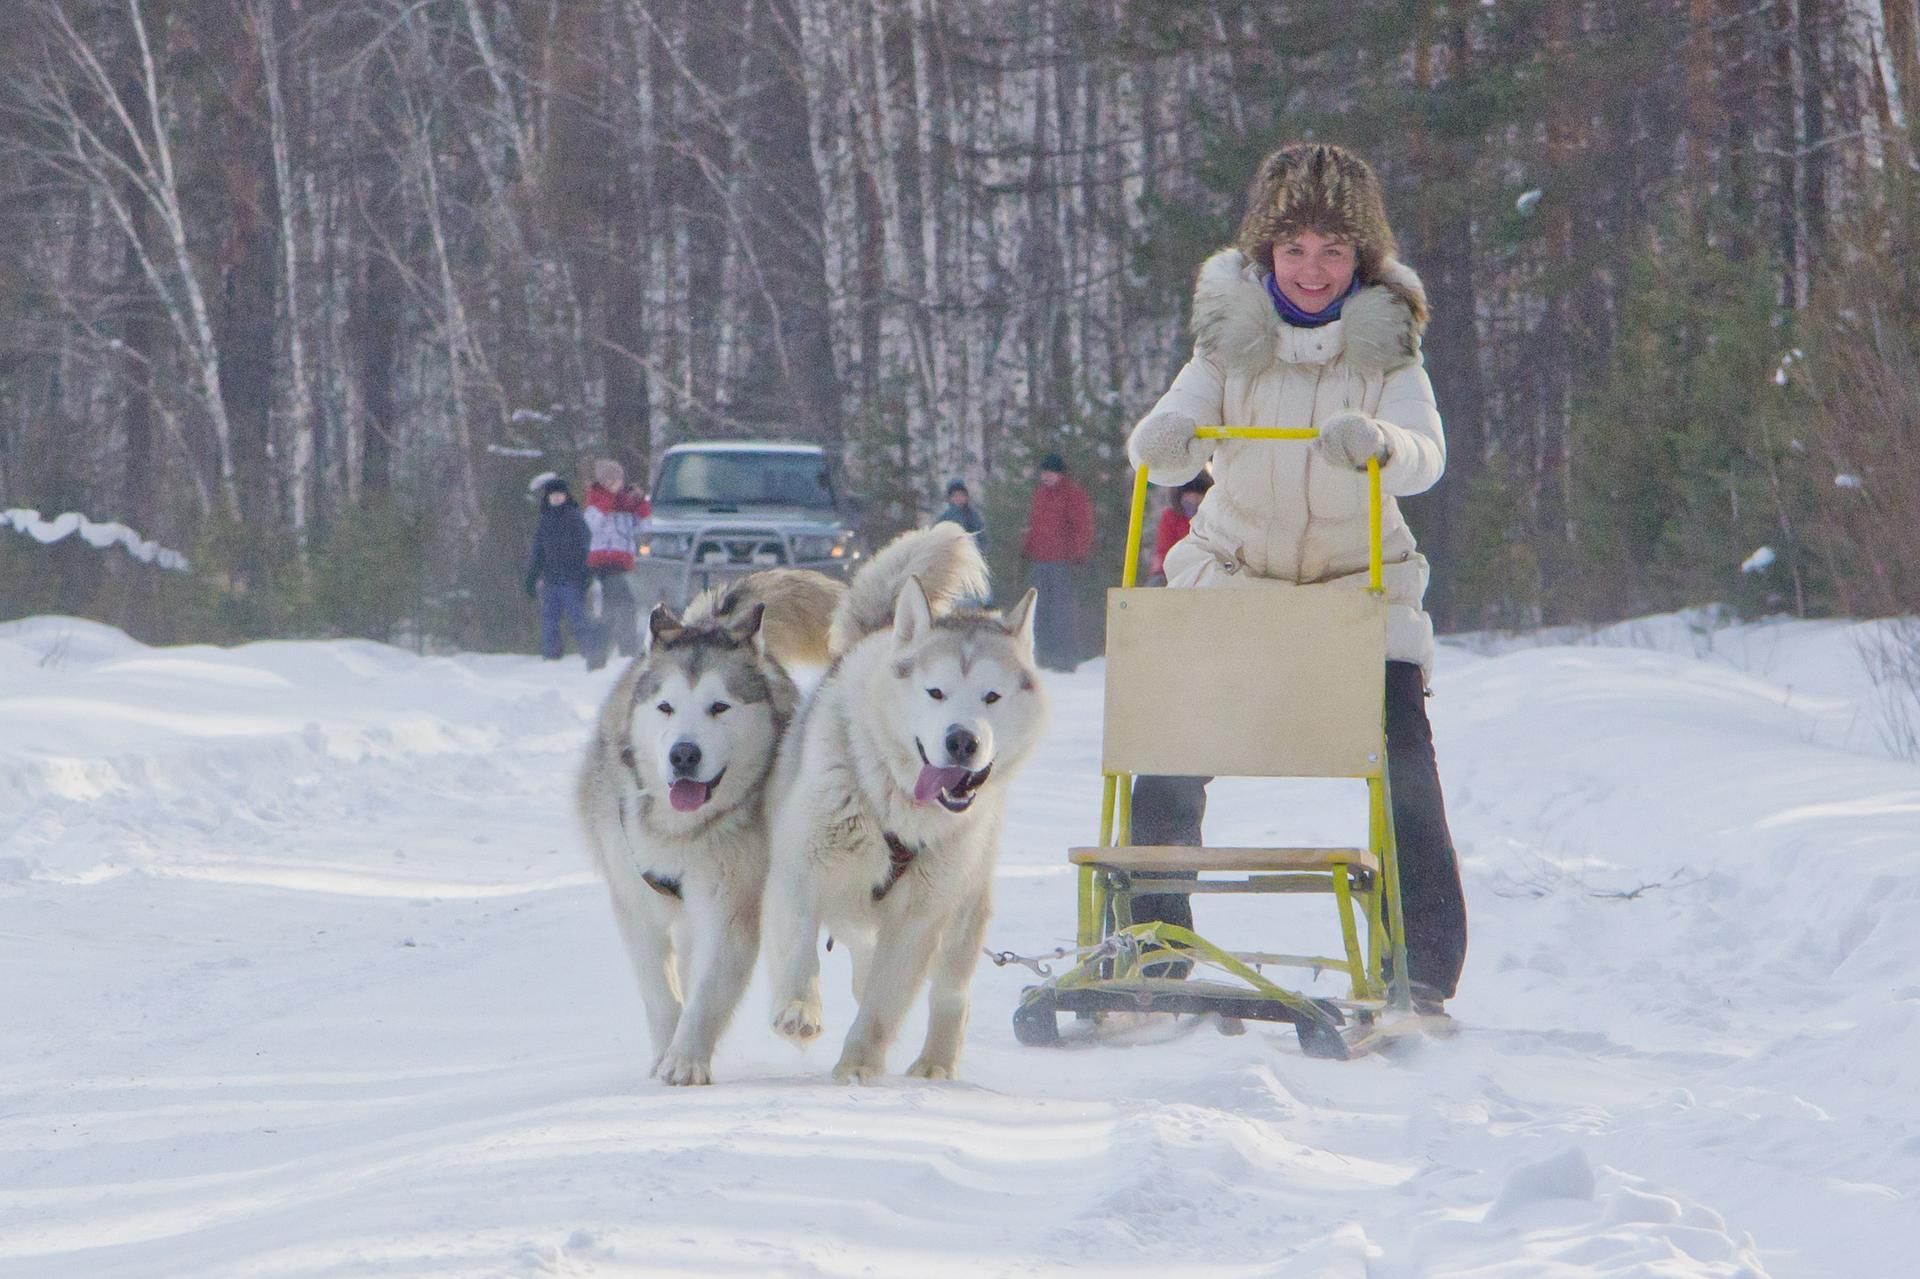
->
xmin=1126 ymin=774 xmax=1209 ymax=931
xmin=1031 ymin=562 xmax=1078 ymax=670
xmin=601 ymin=573 xmax=639 ymax=657
xmin=1383 ymin=660 xmax=1469 ymax=999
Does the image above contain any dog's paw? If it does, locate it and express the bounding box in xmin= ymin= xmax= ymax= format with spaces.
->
xmin=655 ymin=1051 xmax=714 ymax=1087
xmin=832 ymin=1039 xmax=886 ymax=1084
xmin=832 ymin=1056 xmax=885 ymax=1085
xmin=905 ymin=1057 xmax=955 ymax=1081
xmin=772 ymin=998 xmax=824 ymax=1044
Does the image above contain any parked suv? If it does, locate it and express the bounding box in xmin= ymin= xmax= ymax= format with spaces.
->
xmin=633 ymin=441 xmax=864 ymax=611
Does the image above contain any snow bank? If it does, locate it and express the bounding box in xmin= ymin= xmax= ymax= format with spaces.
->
xmin=2 ymin=510 xmax=190 ymax=571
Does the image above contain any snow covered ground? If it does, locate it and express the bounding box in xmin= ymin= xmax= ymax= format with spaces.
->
xmin=2 ymin=610 xmax=1914 ymax=1277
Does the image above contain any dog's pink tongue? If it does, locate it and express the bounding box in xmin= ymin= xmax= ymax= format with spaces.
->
xmin=914 ymin=764 xmax=972 ymax=805
xmin=668 ymin=780 xmax=710 ymax=812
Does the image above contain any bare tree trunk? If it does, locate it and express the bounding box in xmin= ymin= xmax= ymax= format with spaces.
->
xmin=1884 ymin=0 xmax=1920 ymax=139
xmin=411 ymin=108 xmax=483 ymax=544
xmin=214 ymin=11 xmax=281 ymax=545
xmin=255 ymin=0 xmax=314 ymax=541
xmin=1778 ymin=0 xmax=1814 ymax=306
xmin=1687 ymin=0 xmax=1721 ymax=183
xmin=119 ymin=192 xmax=159 ymax=533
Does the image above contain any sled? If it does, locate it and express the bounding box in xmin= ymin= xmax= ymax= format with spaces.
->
xmin=1012 ymin=428 xmax=1423 ymax=1060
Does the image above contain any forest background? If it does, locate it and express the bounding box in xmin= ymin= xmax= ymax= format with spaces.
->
xmin=3 ymin=0 xmax=1918 ymax=656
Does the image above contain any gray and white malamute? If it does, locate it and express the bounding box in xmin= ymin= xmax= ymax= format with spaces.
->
xmin=577 ymin=570 xmax=842 ymax=1085
xmin=763 ymin=523 xmax=1049 ymax=1082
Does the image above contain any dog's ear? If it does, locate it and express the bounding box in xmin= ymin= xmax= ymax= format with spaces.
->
xmin=1001 ymin=587 xmax=1038 ymax=657
xmin=893 ymin=575 xmax=934 ymax=646
xmin=724 ymin=601 xmax=767 ymax=652
xmin=646 ymin=604 xmax=684 ymax=650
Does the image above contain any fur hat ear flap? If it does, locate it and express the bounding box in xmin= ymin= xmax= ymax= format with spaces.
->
xmin=646 ymin=604 xmax=684 ymax=650
xmin=1001 ymin=587 xmax=1039 ymax=655
xmin=892 ymin=576 xmax=934 ymax=645
xmin=1339 ymin=258 xmax=1429 ymax=375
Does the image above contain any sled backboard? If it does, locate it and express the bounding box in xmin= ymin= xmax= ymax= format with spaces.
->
xmin=1101 ymin=586 xmax=1387 ymax=780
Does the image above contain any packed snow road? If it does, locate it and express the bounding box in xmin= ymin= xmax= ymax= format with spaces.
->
xmin=1 ymin=613 xmax=1913 ymax=1277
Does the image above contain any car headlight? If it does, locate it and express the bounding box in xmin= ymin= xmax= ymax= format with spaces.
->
xmin=638 ymin=533 xmax=692 ymax=559
xmin=793 ymin=531 xmax=857 ymax=560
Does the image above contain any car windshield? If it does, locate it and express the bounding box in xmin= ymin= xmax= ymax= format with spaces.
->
xmin=653 ymin=450 xmax=837 ymax=509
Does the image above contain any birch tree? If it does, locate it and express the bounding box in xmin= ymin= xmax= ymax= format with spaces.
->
xmin=20 ymin=0 xmax=243 ymax=520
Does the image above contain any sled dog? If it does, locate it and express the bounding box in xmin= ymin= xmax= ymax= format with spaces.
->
xmin=763 ymin=523 xmax=1048 ymax=1081
xmin=577 ymin=570 xmax=842 ymax=1085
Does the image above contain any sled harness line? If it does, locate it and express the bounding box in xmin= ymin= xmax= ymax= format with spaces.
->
xmin=872 ymin=832 xmax=918 ymax=902
xmin=642 ymin=872 xmax=683 ymax=900
xmin=983 ymin=944 xmax=1080 ymax=977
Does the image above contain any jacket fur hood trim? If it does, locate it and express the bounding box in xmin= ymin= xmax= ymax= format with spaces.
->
xmin=1191 ymin=248 xmax=1429 ymax=377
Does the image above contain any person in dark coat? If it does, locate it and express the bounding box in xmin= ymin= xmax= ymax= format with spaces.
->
xmin=1020 ymin=452 xmax=1095 ymax=672
xmin=936 ymin=478 xmax=986 ymax=549
xmin=936 ymin=478 xmax=989 ymax=607
xmin=524 ymin=475 xmax=594 ymax=662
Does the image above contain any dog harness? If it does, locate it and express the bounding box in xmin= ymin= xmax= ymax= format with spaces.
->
xmin=872 ymin=832 xmax=918 ymax=902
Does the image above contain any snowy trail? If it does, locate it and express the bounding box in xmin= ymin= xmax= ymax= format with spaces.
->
xmin=2 ymin=614 xmax=1913 ymax=1276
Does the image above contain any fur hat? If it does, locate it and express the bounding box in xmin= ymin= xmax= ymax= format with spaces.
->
xmin=1234 ymin=143 xmax=1398 ymax=287
xmin=593 ymin=458 xmax=625 ymax=489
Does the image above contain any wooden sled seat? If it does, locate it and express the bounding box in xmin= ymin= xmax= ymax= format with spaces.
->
xmin=1069 ymin=845 xmax=1379 ymax=875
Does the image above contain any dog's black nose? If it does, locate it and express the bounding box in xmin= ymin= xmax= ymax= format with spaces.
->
xmin=945 ymin=726 xmax=979 ymax=763
xmin=669 ymin=741 xmax=702 ymax=775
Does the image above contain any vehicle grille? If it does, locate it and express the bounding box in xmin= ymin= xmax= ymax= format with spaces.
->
xmin=694 ymin=530 xmax=787 ymax=567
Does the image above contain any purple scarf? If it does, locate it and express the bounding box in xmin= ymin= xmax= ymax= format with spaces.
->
xmin=1265 ymin=273 xmax=1362 ymax=328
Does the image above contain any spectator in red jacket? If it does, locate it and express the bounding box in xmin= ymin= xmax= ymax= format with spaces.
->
xmin=1020 ymin=452 xmax=1095 ymax=672
xmin=583 ymin=458 xmax=651 ymax=664
xmin=1149 ymin=472 xmax=1213 ymax=585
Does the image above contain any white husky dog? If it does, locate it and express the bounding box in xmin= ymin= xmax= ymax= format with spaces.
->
xmin=577 ymin=571 xmax=842 ymax=1085
xmin=763 ymin=524 xmax=1049 ymax=1082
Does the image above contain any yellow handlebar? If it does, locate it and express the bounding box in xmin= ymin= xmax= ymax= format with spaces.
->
xmin=1124 ymin=427 xmax=1383 ymax=594
xmin=1194 ymin=427 xmax=1318 ymax=441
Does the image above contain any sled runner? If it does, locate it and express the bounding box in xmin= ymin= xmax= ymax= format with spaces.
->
xmin=1012 ymin=428 xmax=1422 ymax=1059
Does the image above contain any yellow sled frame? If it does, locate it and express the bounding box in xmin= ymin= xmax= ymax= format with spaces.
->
xmin=1012 ymin=428 xmax=1413 ymax=1059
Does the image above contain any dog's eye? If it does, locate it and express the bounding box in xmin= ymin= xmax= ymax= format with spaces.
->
xmin=656 ymin=702 xmax=673 ymax=715
xmin=983 ymin=691 xmax=1001 ymax=705
xmin=708 ymin=701 xmax=731 ymax=716
xmin=926 ymin=688 xmax=945 ymax=701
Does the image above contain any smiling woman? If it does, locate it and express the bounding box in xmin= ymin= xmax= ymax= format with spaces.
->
xmin=1268 ymin=229 xmax=1360 ymax=320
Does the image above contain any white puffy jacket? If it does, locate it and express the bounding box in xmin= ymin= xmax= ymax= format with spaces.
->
xmin=1129 ymin=249 xmax=1445 ymax=674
